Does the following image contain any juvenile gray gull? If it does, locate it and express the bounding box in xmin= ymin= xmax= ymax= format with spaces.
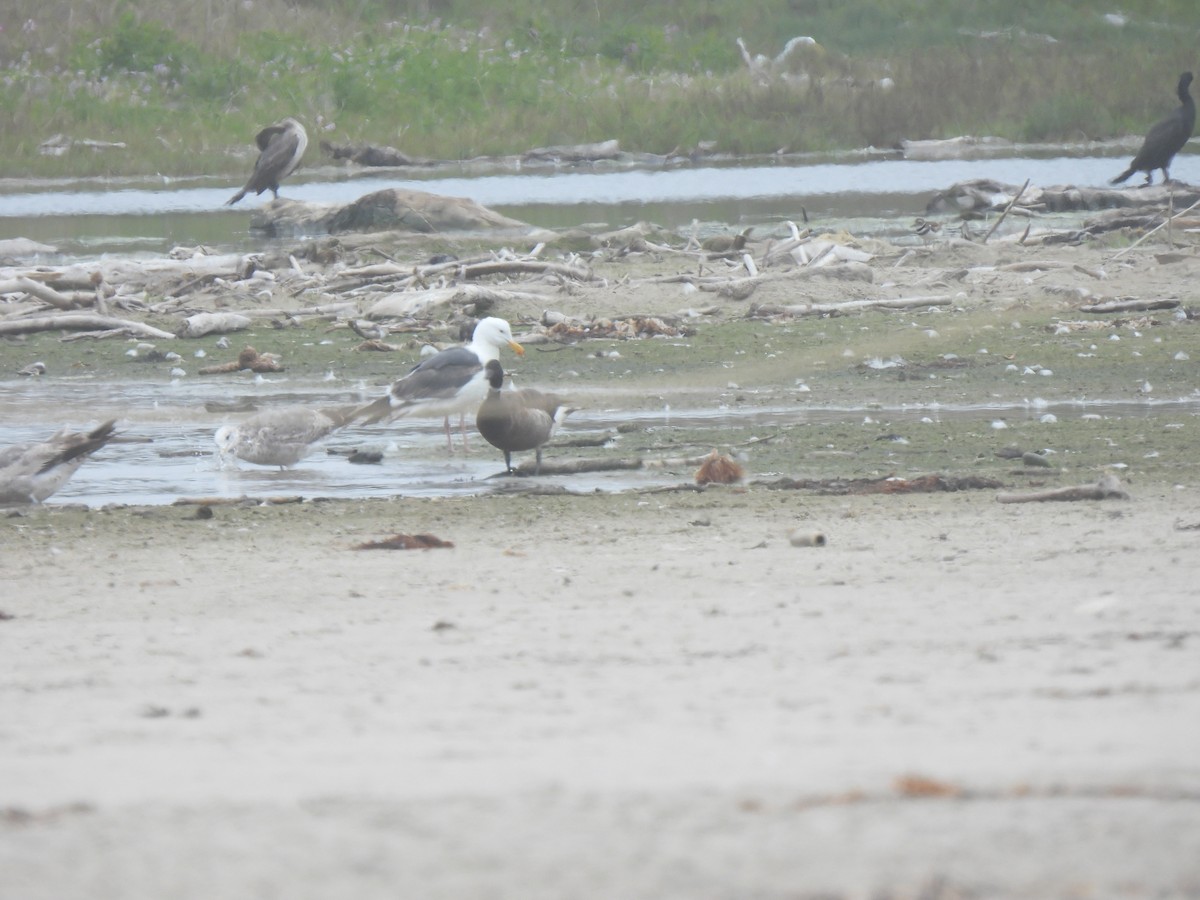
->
xmin=475 ymin=360 xmax=570 ymax=474
xmin=1111 ymin=72 xmax=1195 ymax=185
xmin=215 ymin=405 xmax=351 ymax=469
xmin=0 ymin=420 xmax=117 ymax=504
xmin=226 ymin=117 xmax=308 ymax=206
xmin=354 ymin=317 xmax=525 ymax=453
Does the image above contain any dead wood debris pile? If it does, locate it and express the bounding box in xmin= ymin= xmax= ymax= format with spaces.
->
xmin=3 ymin=179 xmax=1199 ymax=347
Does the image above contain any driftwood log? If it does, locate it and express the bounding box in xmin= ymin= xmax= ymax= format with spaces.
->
xmin=0 ymin=313 xmax=175 ymax=340
xmin=762 ymin=474 xmax=1005 ymax=494
xmin=510 ymin=456 xmax=645 ymax=477
xmin=0 ymin=276 xmax=92 ymax=310
xmin=522 ymin=139 xmax=620 ymax=163
xmin=996 ymin=474 xmax=1129 ymax=503
xmin=1079 ymin=298 xmax=1180 ymax=314
xmin=320 ymin=140 xmax=423 ymax=167
xmin=506 ymin=452 xmax=720 ymax=477
xmin=177 ymin=312 xmax=252 ymax=338
xmin=460 ymin=259 xmax=592 ymax=282
xmin=751 ymin=295 xmax=953 ymax=318
xmin=927 ymin=178 xmax=1200 ymax=216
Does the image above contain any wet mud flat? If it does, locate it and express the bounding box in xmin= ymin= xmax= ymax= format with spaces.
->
xmin=4 ymin=221 xmax=1200 ymax=505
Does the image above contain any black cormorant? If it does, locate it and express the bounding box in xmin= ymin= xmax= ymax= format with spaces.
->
xmin=226 ymin=117 xmax=308 ymax=206
xmin=1111 ymin=72 xmax=1195 ymax=186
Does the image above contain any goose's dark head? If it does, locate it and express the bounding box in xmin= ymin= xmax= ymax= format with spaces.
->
xmin=484 ymin=359 xmax=505 ymax=390
xmin=1179 ymin=72 xmax=1194 ymax=100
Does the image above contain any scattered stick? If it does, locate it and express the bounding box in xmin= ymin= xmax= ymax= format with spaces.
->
xmin=1110 ymin=194 xmax=1200 ymax=260
xmin=982 ymin=178 xmax=1030 ymax=244
xmin=1072 ymin=263 xmax=1106 ymax=280
xmin=761 ymin=474 xmax=1005 ymax=494
xmin=355 ymin=339 xmax=402 ymax=352
xmin=996 ymin=474 xmax=1129 ymax=503
xmin=513 ymin=456 xmax=645 ymax=476
xmin=638 ymin=483 xmax=709 ymax=494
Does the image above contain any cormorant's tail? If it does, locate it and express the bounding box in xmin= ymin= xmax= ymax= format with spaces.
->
xmin=1110 ymin=168 xmax=1135 ymax=185
xmin=226 ymin=188 xmax=247 ymax=206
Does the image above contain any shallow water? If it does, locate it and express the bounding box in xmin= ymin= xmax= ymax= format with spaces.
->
xmin=3 ymin=149 xmax=1195 ymax=258
xmin=2 ymin=375 xmax=1195 ymax=507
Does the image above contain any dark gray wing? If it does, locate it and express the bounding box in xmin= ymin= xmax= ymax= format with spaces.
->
xmin=255 ymin=123 xmax=287 ymax=151
xmin=35 ymin=421 xmax=117 ymax=473
xmin=390 ymin=347 xmax=483 ymax=404
xmin=250 ymin=129 xmax=301 ymax=184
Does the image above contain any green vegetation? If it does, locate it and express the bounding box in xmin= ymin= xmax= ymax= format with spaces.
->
xmin=1 ymin=0 xmax=1198 ymax=178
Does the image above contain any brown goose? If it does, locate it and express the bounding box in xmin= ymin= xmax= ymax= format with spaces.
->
xmin=475 ymin=360 xmax=569 ymax=474
xmin=227 ymin=117 xmax=308 ymax=206
xmin=0 ymin=420 xmax=117 ymax=504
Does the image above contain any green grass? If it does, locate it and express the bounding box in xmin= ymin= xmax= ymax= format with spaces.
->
xmin=1 ymin=0 xmax=1198 ymax=178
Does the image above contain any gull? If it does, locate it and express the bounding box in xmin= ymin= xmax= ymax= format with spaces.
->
xmin=215 ymin=405 xmax=352 ymax=469
xmin=0 ymin=420 xmax=117 ymax=504
xmin=354 ymin=317 xmax=525 ymax=453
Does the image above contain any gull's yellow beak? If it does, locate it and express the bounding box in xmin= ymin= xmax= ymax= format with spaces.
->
xmin=509 ymin=340 xmax=525 ymax=356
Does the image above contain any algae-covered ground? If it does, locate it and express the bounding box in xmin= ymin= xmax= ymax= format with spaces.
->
xmin=3 ymin=233 xmax=1197 ymax=489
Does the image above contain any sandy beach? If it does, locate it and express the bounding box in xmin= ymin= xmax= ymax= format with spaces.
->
xmin=3 ymin=481 xmax=1199 ymax=897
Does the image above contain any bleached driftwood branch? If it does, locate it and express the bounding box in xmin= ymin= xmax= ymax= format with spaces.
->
xmin=0 ymin=277 xmax=91 ymax=310
xmin=996 ymin=474 xmax=1130 ymax=503
xmin=0 ymin=313 xmax=176 ymax=340
xmin=752 ymin=295 xmax=953 ymax=317
xmin=982 ymin=178 xmax=1031 ymax=244
xmin=510 ymin=453 xmax=715 ymax=477
xmin=1110 ymin=194 xmax=1200 ymax=260
xmin=1079 ymin=298 xmax=1180 ymax=314
xmin=460 ymin=259 xmax=593 ymax=282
